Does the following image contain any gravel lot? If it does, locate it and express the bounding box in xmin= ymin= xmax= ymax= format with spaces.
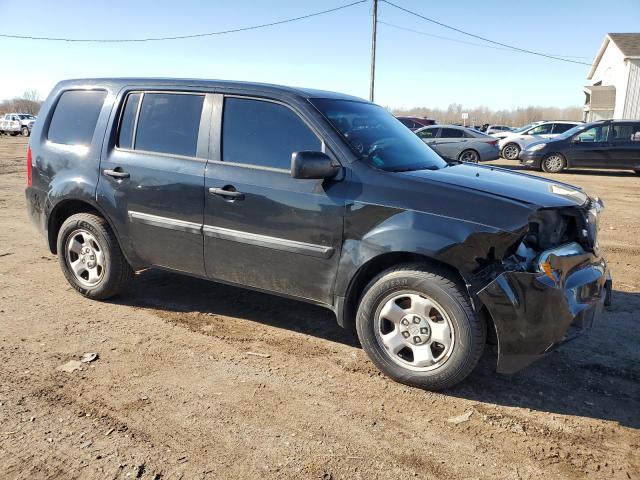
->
xmin=1 ymin=136 xmax=638 ymax=479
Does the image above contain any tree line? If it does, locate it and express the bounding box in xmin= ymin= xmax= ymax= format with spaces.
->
xmin=0 ymin=90 xmax=43 ymax=116
xmin=392 ymin=103 xmax=583 ymax=127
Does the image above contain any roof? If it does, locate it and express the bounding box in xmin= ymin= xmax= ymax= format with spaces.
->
xmin=588 ymin=33 xmax=640 ymax=79
xmin=55 ymin=78 xmax=367 ymax=102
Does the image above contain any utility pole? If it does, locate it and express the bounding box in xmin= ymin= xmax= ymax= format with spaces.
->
xmin=369 ymin=0 xmax=378 ymax=102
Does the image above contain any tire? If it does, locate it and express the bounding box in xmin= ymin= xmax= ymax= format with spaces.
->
xmin=501 ymin=143 xmax=520 ymax=160
xmin=458 ymin=149 xmax=480 ymax=163
xmin=356 ymin=264 xmax=486 ymax=390
xmin=541 ymin=154 xmax=566 ymax=173
xmin=21 ymin=126 xmax=30 ymax=137
xmin=57 ymin=213 xmax=132 ymax=300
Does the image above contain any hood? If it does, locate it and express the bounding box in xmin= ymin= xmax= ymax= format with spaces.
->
xmin=398 ymin=163 xmax=588 ymax=208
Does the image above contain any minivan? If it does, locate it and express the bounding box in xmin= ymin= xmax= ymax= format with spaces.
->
xmin=26 ymin=79 xmax=611 ymax=390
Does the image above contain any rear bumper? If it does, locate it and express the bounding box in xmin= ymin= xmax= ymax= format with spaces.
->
xmin=477 ymin=248 xmax=610 ymax=373
xmin=479 ymin=145 xmax=500 ymax=162
xmin=25 ymin=186 xmax=47 ymax=239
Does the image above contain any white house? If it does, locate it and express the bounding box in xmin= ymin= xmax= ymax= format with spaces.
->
xmin=583 ymin=33 xmax=640 ymax=121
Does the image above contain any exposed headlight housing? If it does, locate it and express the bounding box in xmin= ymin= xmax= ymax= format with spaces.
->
xmin=527 ymin=143 xmax=546 ymax=152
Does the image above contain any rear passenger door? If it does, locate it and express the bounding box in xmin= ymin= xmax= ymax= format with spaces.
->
xmin=203 ymin=95 xmax=345 ymax=304
xmin=609 ymin=122 xmax=640 ymax=169
xmin=97 ymin=90 xmax=211 ymax=275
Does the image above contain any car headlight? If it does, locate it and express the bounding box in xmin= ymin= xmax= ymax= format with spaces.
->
xmin=527 ymin=143 xmax=546 ymax=152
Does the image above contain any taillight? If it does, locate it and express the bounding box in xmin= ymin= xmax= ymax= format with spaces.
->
xmin=27 ymin=146 xmax=32 ymax=186
xmin=488 ymin=140 xmax=498 ymax=146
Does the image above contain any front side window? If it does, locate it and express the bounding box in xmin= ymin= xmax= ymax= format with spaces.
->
xmin=222 ymin=97 xmax=321 ymax=170
xmin=311 ymin=99 xmax=447 ymax=172
xmin=527 ymin=123 xmax=553 ymax=135
xmin=133 ymin=93 xmax=204 ymax=157
xmin=552 ymin=123 xmax=575 ymax=134
xmin=575 ymin=125 xmax=610 ymax=143
xmin=416 ymin=128 xmax=439 ymax=139
xmin=48 ymin=90 xmax=107 ymax=145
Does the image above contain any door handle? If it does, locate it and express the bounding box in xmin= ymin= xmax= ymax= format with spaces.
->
xmin=209 ymin=186 xmax=245 ymax=200
xmin=103 ymin=168 xmax=130 ymax=179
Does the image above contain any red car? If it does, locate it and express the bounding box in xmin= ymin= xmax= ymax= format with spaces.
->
xmin=396 ymin=116 xmax=436 ymax=131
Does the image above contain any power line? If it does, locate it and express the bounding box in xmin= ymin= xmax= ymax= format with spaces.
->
xmin=381 ymin=0 xmax=592 ymax=66
xmin=0 ymin=1 xmax=366 ymax=43
xmin=378 ymin=21 xmax=592 ymax=59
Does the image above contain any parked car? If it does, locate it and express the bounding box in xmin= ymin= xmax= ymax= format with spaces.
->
xmin=0 ymin=113 xmax=36 ymax=136
xmin=485 ymin=124 xmax=513 ymax=135
xmin=490 ymin=121 xmax=545 ymax=140
xmin=26 ymin=79 xmax=611 ymax=390
xmin=415 ymin=125 xmax=499 ymax=162
xmin=499 ymin=121 xmax=581 ymax=160
xmin=396 ymin=116 xmax=436 ymax=131
xmin=520 ymin=119 xmax=640 ymax=173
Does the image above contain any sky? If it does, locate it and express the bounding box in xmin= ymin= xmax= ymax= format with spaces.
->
xmin=1 ymin=0 xmax=639 ymax=110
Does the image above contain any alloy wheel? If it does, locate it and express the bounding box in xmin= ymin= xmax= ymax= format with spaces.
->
xmin=502 ymin=143 xmax=520 ymax=160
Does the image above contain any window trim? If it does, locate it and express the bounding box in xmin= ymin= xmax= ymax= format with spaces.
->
xmin=46 ymin=88 xmax=108 ymax=146
xmin=114 ymin=89 xmax=208 ymax=160
xmin=211 ymin=94 xmax=331 ymax=174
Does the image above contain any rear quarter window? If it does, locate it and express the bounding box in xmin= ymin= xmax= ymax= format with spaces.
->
xmin=47 ymin=90 xmax=107 ymax=145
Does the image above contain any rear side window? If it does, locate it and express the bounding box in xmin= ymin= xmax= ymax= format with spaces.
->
xmin=48 ymin=90 xmax=107 ymax=145
xmin=134 ymin=93 xmax=204 ymax=157
xmin=611 ymin=124 xmax=640 ymax=142
xmin=117 ymin=92 xmax=142 ymax=150
xmin=222 ymin=97 xmax=321 ymax=170
xmin=440 ymin=128 xmax=465 ymax=138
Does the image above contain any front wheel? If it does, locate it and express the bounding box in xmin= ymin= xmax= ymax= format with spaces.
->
xmin=541 ymin=154 xmax=566 ymax=173
xmin=458 ymin=149 xmax=479 ymax=163
xmin=57 ymin=213 xmax=132 ymax=300
xmin=501 ymin=143 xmax=520 ymax=160
xmin=356 ymin=264 xmax=486 ymax=390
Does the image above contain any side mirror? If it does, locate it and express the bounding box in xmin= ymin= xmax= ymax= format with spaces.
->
xmin=291 ymin=151 xmax=340 ymax=180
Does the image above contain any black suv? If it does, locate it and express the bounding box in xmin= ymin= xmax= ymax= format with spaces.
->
xmin=25 ymin=79 xmax=611 ymax=390
xmin=520 ymin=119 xmax=640 ymax=173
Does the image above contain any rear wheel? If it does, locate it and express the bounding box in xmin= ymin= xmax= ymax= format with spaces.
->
xmin=356 ymin=264 xmax=485 ymax=390
xmin=501 ymin=143 xmax=520 ymax=160
xmin=57 ymin=213 xmax=132 ymax=300
xmin=541 ymin=154 xmax=566 ymax=173
xmin=458 ymin=149 xmax=480 ymax=163
xmin=21 ymin=126 xmax=30 ymax=137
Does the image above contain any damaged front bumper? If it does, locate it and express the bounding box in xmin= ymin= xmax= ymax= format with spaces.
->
xmin=477 ymin=243 xmax=611 ymax=374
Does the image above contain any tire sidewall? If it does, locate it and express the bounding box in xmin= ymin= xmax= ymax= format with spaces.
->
xmin=356 ymin=271 xmax=479 ymax=389
xmin=502 ymin=143 xmax=520 ymax=159
xmin=57 ymin=216 xmax=115 ymax=298
xmin=459 ymin=149 xmax=479 ymax=163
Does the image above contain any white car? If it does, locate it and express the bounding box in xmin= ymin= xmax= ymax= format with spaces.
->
xmin=499 ymin=121 xmax=582 ymax=160
xmin=490 ymin=121 xmax=545 ymax=140
xmin=485 ymin=124 xmax=513 ymax=135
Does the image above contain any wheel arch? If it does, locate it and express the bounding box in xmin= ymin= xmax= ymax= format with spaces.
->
xmin=46 ymin=198 xmax=134 ymax=268
xmin=338 ymin=251 xmax=469 ymax=331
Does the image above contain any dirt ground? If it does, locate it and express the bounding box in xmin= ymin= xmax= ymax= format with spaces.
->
xmin=0 ymin=135 xmax=638 ymax=479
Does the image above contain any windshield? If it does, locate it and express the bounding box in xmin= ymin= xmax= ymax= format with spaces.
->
xmin=310 ymin=98 xmax=447 ymax=172
xmin=18 ymin=114 xmax=35 ymax=120
xmin=512 ymin=122 xmax=538 ymax=133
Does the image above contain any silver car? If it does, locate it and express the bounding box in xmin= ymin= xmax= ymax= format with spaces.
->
xmin=415 ymin=125 xmax=500 ymax=163
xmin=498 ymin=121 xmax=581 ymax=160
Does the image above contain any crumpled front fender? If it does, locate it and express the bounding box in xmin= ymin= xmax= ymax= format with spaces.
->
xmin=477 ymin=251 xmax=609 ymax=374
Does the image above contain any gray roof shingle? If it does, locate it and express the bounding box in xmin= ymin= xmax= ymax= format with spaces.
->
xmin=609 ymin=33 xmax=640 ymax=57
